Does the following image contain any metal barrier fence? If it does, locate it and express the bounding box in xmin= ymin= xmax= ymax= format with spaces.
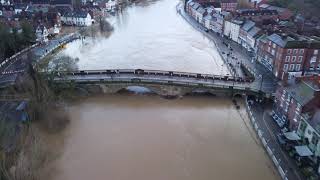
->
xmin=0 ymin=43 xmax=39 ymax=69
xmin=245 ymin=98 xmax=288 ymax=180
xmin=38 ymin=34 xmax=79 ymax=60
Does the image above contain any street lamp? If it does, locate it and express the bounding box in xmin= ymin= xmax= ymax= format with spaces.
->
xmin=259 ymin=71 xmax=270 ymax=92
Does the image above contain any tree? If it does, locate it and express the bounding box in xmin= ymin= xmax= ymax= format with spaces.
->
xmin=20 ymin=20 xmax=35 ymax=45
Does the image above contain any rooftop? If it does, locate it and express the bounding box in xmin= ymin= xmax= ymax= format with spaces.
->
xmin=237 ymin=9 xmax=278 ymax=16
xmin=242 ymin=20 xmax=255 ymax=32
xmin=248 ymin=26 xmax=261 ymax=37
xmin=286 ymin=80 xmax=320 ymax=106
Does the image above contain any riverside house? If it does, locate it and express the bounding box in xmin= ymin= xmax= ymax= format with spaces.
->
xmin=223 ymin=19 xmax=243 ymax=43
xmin=297 ymin=113 xmax=320 ymax=174
xmin=256 ymin=33 xmax=320 ymax=81
xmin=195 ymin=6 xmax=206 ymax=24
xmin=35 ymin=24 xmax=49 ymax=42
xmin=61 ymin=11 xmax=93 ymax=26
xmin=273 ymin=79 xmax=320 ymax=130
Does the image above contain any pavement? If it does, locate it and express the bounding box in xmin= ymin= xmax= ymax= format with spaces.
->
xmin=249 ymin=100 xmax=305 ymax=180
xmin=177 ymin=4 xmax=278 ymax=94
xmin=0 ymin=33 xmax=79 ymax=87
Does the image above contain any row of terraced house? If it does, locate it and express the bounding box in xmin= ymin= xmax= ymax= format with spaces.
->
xmin=0 ymin=0 xmax=120 ymax=43
xmin=187 ymin=0 xmax=320 ymax=176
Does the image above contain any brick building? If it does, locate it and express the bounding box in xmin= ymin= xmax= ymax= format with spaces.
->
xmin=274 ymin=79 xmax=320 ymax=130
xmin=220 ymin=0 xmax=237 ymax=12
xmin=235 ymin=9 xmax=279 ymax=22
xmin=256 ymin=33 xmax=320 ymax=81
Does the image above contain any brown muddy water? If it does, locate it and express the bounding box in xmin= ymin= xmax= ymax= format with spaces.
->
xmin=42 ymin=94 xmax=279 ymax=180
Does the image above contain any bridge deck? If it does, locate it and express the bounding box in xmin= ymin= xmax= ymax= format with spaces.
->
xmin=54 ymin=69 xmax=275 ymax=95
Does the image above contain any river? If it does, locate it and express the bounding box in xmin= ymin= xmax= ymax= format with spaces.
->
xmin=44 ymin=0 xmax=280 ymax=179
xmin=56 ymin=0 xmax=229 ymax=74
xmin=43 ymin=94 xmax=278 ymax=180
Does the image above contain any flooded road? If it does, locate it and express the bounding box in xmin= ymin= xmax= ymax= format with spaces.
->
xmin=58 ymin=0 xmax=228 ymax=74
xmin=47 ymin=94 xmax=279 ymax=180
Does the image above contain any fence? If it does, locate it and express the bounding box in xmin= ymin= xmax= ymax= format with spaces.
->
xmin=38 ymin=33 xmax=79 ymax=60
xmin=0 ymin=33 xmax=80 ymax=70
xmin=0 ymin=43 xmax=39 ymax=69
xmin=245 ymin=98 xmax=289 ymax=180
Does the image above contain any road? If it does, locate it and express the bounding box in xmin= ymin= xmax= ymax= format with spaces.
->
xmin=177 ymin=3 xmax=278 ymax=94
xmin=0 ymin=34 xmax=79 ymax=87
xmin=249 ymin=101 xmax=305 ymax=180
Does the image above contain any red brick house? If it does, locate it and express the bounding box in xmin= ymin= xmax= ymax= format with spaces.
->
xmin=256 ymin=33 xmax=320 ymax=81
xmin=259 ymin=4 xmax=293 ymax=20
xmin=274 ymin=79 xmax=320 ymax=130
xmin=235 ymin=9 xmax=279 ymax=22
xmin=220 ymin=0 xmax=237 ymax=12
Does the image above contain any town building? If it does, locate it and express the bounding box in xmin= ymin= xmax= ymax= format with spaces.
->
xmin=220 ymin=0 xmax=237 ymax=12
xmin=239 ymin=20 xmax=255 ymax=48
xmin=223 ymin=19 xmax=243 ymax=43
xmin=194 ymin=6 xmax=206 ymax=24
xmin=238 ymin=20 xmax=262 ymax=51
xmin=61 ymin=11 xmax=93 ymax=26
xmin=203 ymin=13 xmax=212 ymax=30
xmin=235 ymin=9 xmax=279 ymax=22
xmin=35 ymin=24 xmax=49 ymax=42
xmin=105 ymin=0 xmax=117 ymax=12
xmin=0 ymin=4 xmax=14 ymax=18
xmin=297 ymin=113 xmax=320 ymax=174
xmin=208 ymin=8 xmax=230 ymax=36
xmin=256 ymin=33 xmax=320 ymax=81
xmin=274 ymin=79 xmax=320 ymax=131
xmin=259 ymin=3 xmax=293 ymax=20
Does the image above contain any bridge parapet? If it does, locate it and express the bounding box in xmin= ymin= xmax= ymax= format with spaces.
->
xmin=52 ymin=69 xmax=273 ymax=97
xmin=56 ymin=69 xmax=254 ymax=83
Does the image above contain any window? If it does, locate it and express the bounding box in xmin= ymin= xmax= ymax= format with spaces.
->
xmin=297 ymin=103 xmax=301 ymax=111
xmin=267 ymin=47 xmax=270 ymax=53
xmin=311 ymin=133 xmax=319 ymax=145
xmin=298 ymin=56 xmax=303 ymax=62
xmin=314 ymin=50 xmax=319 ymax=55
xmin=293 ymin=49 xmax=298 ymax=54
xmin=299 ymin=49 xmax=304 ymax=54
xmin=285 ymin=56 xmax=290 ymax=62
xmin=296 ymin=64 xmax=301 ymax=71
xmin=292 ymin=56 xmax=296 ymax=62
xmin=290 ymin=64 xmax=295 ymax=71
xmin=299 ymin=121 xmax=307 ymax=133
xmin=273 ymin=43 xmax=276 ymax=48
xmin=287 ymin=49 xmax=292 ymax=54
xmin=283 ymin=64 xmax=288 ymax=71
xmin=271 ymin=49 xmax=275 ymax=56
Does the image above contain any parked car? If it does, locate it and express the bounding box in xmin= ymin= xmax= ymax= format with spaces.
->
xmin=271 ymin=113 xmax=286 ymax=128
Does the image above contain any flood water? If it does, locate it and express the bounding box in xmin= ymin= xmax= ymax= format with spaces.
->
xmin=58 ymin=0 xmax=229 ymax=74
xmin=46 ymin=94 xmax=279 ymax=180
xmin=45 ymin=0 xmax=279 ymax=179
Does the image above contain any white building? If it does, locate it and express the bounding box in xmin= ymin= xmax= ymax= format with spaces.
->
xmin=223 ymin=20 xmax=243 ymax=43
xmin=61 ymin=11 xmax=93 ymax=26
xmin=105 ymin=0 xmax=117 ymax=11
xmin=35 ymin=25 xmax=49 ymax=43
xmin=203 ymin=14 xmax=212 ymax=30
xmin=195 ymin=7 xmax=206 ymax=24
xmin=190 ymin=2 xmax=200 ymax=18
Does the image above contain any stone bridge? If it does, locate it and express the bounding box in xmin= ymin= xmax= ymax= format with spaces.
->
xmin=53 ymin=69 xmax=274 ymax=98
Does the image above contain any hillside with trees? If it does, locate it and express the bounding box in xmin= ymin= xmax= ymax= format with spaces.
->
xmin=0 ymin=21 xmax=35 ymax=61
xmin=269 ymin=0 xmax=320 ymax=18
